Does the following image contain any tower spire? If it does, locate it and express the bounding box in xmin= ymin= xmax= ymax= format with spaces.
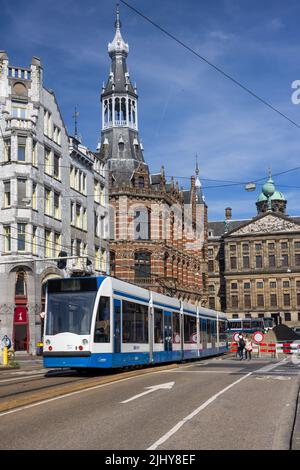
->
xmin=73 ymin=106 xmax=80 ymax=139
xmin=195 ymin=154 xmax=199 ymax=176
xmin=268 ymin=166 xmax=272 ymax=179
xmin=108 ymin=3 xmax=129 ymax=57
xmin=115 ymin=2 xmax=121 ymax=30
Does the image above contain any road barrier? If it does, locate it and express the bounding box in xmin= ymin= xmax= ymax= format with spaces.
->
xmin=230 ymin=341 xmax=300 ymax=357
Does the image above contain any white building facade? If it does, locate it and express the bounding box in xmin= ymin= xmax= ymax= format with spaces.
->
xmin=0 ymin=51 xmax=109 ymax=354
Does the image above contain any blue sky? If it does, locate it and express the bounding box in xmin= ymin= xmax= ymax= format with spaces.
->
xmin=1 ymin=0 xmax=300 ymax=220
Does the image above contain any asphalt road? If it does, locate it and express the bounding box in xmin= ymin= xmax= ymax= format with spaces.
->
xmin=0 ymin=356 xmax=299 ymax=450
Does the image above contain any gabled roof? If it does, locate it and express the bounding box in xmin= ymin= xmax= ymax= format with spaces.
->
xmin=225 ymin=212 xmax=300 ymax=237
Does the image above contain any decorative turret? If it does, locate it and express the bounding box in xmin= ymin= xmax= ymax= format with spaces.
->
xmin=100 ymin=3 xmax=148 ymax=186
xmin=256 ymin=170 xmax=287 ymax=215
xmin=194 ymin=155 xmax=205 ymax=204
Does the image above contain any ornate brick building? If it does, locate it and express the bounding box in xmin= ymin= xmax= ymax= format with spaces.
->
xmin=208 ymin=175 xmax=300 ymax=326
xmin=97 ymin=8 xmax=208 ymax=304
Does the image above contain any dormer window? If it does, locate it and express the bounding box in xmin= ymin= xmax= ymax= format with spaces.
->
xmin=138 ymin=176 xmax=144 ymax=188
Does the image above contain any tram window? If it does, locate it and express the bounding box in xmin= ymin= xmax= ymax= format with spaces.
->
xmin=207 ymin=320 xmax=212 ymax=343
xmin=200 ymin=319 xmax=207 ymax=344
xmin=154 ymin=308 xmax=163 ymax=343
xmin=173 ymin=312 xmax=181 ymax=344
xmin=243 ymin=320 xmax=251 ymax=329
xmin=94 ymin=296 xmax=110 ymax=343
xmin=211 ymin=320 xmax=217 ymax=339
xmin=229 ymin=321 xmax=242 ymax=330
xmin=251 ymin=320 xmax=261 ymax=329
xmin=122 ymin=300 xmax=148 ymax=343
xmin=184 ymin=315 xmax=197 ymax=343
xmin=46 ymin=291 xmax=97 ymax=335
xmin=219 ymin=320 xmax=227 ymax=341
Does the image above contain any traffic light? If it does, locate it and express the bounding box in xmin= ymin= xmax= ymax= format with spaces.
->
xmin=57 ymin=251 xmax=68 ymax=270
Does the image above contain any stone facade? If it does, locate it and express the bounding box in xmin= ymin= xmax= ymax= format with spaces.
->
xmin=0 ymin=52 xmax=109 ymax=354
xmin=208 ymin=202 xmax=300 ymax=326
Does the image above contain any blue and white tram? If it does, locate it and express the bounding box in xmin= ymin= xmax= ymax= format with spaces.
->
xmin=43 ymin=276 xmax=228 ymax=369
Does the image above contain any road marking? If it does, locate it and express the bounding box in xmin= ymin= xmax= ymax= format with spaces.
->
xmin=121 ymin=382 xmax=175 ymax=403
xmin=9 ymin=369 xmax=46 ymax=375
xmin=148 ymin=359 xmax=286 ymax=450
xmin=147 ymin=372 xmax=252 ymax=450
xmin=169 ymin=370 xmax=232 ymax=374
xmin=0 ymin=373 xmax=46 ymax=384
xmin=254 ymin=358 xmax=287 ymax=374
xmin=0 ymin=367 xmax=177 ymax=418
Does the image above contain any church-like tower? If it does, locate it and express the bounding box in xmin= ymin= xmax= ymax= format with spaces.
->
xmin=100 ymin=4 xmax=148 ymax=186
xmin=98 ymin=6 xmax=208 ymax=305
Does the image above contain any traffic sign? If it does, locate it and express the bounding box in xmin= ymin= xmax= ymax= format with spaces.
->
xmin=252 ymin=331 xmax=264 ymax=343
xmin=233 ymin=332 xmax=240 ymax=342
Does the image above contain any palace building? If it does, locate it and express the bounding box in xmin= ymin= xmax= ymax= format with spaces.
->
xmin=96 ymin=8 xmax=208 ymax=304
xmin=208 ymin=174 xmax=300 ymax=326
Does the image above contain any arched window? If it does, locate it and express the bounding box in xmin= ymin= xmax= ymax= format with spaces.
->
xmin=104 ymin=100 xmax=109 ymax=124
xmin=109 ymin=99 xmax=113 ymax=122
xmin=134 ymin=207 xmax=149 ymax=240
xmin=115 ymin=97 xmax=120 ymax=121
xmin=121 ymin=98 xmax=127 ymax=122
xmin=134 ymin=252 xmax=151 ymax=279
xmin=15 ymin=271 xmax=26 ymax=297
xmin=132 ymin=101 xmax=136 ymax=124
xmin=129 ymin=100 xmax=132 ymax=123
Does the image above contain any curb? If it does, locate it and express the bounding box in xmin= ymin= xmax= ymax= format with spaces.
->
xmin=272 ymin=375 xmax=300 ymax=450
xmin=0 ymin=363 xmax=179 ymax=414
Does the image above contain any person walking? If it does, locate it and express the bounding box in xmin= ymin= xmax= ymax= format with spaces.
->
xmin=237 ymin=333 xmax=245 ymax=360
xmin=245 ymin=336 xmax=253 ymax=360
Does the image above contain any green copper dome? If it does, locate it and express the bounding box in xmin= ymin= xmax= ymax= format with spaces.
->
xmin=256 ymin=171 xmax=287 ymax=215
xmin=262 ymin=177 xmax=275 ymax=197
xmin=270 ymin=190 xmax=286 ymax=201
xmin=257 ymin=192 xmax=268 ymax=202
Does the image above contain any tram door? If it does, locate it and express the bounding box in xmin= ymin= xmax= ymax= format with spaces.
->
xmin=114 ymin=299 xmax=121 ymax=354
xmin=164 ymin=311 xmax=172 ymax=360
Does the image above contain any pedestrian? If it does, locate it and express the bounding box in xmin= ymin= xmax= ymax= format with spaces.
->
xmin=245 ymin=336 xmax=253 ymax=360
xmin=237 ymin=333 xmax=245 ymax=360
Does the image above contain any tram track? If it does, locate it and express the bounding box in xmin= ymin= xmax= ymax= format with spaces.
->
xmin=0 ymin=369 xmax=112 ymax=403
xmin=0 ymin=363 xmax=179 ymax=414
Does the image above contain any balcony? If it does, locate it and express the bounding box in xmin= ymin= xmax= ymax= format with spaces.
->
xmin=6 ymin=117 xmax=36 ymax=133
xmin=103 ymin=120 xmax=137 ymax=130
xmin=8 ymin=67 xmax=31 ymax=80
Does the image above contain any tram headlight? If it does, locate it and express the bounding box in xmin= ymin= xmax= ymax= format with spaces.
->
xmin=82 ymin=339 xmax=88 ymax=345
xmin=45 ymin=339 xmax=51 ymax=346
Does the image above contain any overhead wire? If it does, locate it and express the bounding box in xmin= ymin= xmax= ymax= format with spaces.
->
xmin=120 ymin=0 xmax=300 ymax=130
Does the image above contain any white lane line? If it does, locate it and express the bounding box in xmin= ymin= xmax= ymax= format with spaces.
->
xmin=254 ymin=358 xmax=287 ymax=374
xmin=169 ymin=370 xmax=232 ymax=374
xmin=0 ymin=373 xmax=46 ymax=384
xmin=147 ymin=372 xmax=252 ymax=450
xmin=147 ymin=359 xmax=286 ymax=450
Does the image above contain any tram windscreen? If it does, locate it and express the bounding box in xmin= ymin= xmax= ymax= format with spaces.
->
xmin=46 ymin=291 xmax=97 ymax=335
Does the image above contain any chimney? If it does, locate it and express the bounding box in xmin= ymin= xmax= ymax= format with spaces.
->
xmin=225 ymin=207 xmax=232 ymax=220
